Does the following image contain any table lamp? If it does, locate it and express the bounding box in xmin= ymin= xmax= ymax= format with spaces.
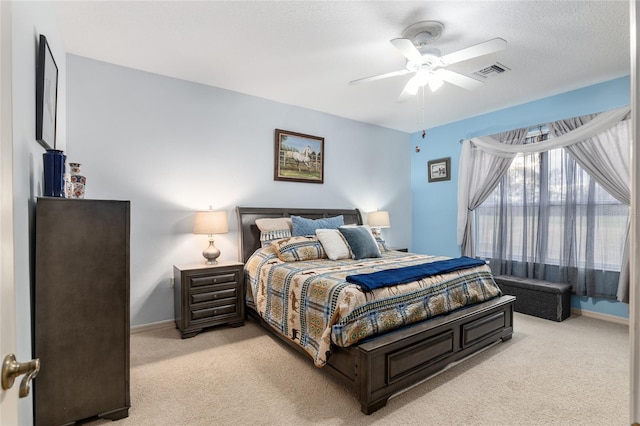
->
xmin=368 ymin=210 xmax=390 ymax=238
xmin=193 ymin=208 xmax=228 ymax=264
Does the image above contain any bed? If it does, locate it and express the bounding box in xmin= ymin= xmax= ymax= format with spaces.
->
xmin=236 ymin=206 xmax=515 ymax=414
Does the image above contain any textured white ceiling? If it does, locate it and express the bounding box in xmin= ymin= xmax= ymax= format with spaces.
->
xmin=53 ymin=1 xmax=630 ymax=133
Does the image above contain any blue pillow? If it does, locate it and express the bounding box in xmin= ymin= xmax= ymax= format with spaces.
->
xmin=291 ymin=215 xmax=344 ymax=236
xmin=338 ymin=226 xmax=381 ymax=260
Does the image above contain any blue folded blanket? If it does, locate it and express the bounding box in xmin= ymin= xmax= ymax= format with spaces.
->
xmin=346 ymin=256 xmax=487 ymax=291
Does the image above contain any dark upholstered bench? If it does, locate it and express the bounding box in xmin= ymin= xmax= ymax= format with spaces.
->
xmin=493 ymin=275 xmax=572 ymax=322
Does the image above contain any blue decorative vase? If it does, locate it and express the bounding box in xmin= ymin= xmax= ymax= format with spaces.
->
xmin=43 ymin=149 xmax=66 ymax=197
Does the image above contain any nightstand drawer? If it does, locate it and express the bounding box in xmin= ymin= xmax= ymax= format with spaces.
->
xmin=190 ymin=272 xmax=237 ymax=288
xmin=190 ymin=303 xmax=237 ymax=321
xmin=190 ymin=287 xmax=237 ymax=306
xmin=174 ymin=261 xmax=245 ymax=338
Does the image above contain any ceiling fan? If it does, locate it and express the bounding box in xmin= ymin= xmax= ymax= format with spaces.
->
xmin=350 ymin=21 xmax=507 ymax=103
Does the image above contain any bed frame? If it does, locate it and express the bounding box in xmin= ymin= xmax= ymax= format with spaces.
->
xmin=236 ymin=206 xmax=515 ymax=414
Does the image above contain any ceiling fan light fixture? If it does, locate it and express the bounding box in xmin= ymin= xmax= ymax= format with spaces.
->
xmin=414 ymin=69 xmax=430 ymax=87
xmin=428 ymin=76 xmax=444 ymax=92
xmin=405 ymin=75 xmax=420 ymax=96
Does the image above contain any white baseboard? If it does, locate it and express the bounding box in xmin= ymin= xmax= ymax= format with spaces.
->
xmin=131 ymin=319 xmax=175 ymax=334
xmin=571 ymin=308 xmax=629 ymax=326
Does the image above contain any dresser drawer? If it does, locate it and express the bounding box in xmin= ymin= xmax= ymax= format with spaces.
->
xmin=190 ymin=286 xmax=237 ymax=307
xmin=189 ymin=272 xmax=237 ymax=288
xmin=190 ymin=303 xmax=238 ymax=322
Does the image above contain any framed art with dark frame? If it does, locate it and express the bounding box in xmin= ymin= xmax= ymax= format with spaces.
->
xmin=274 ymin=129 xmax=324 ymax=184
xmin=36 ymin=34 xmax=58 ymax=150
xmin=427 ymin=157 xmax=451 ymax=182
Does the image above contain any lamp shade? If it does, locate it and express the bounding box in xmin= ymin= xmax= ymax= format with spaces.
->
xmin=193 ymin=210 xmax=228 ymax=235
xmin=368 ymin=211 xmax=390 ymax=228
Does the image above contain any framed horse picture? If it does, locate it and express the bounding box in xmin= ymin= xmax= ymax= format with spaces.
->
xmin=274 ymin=129 xmax=324 ymax=184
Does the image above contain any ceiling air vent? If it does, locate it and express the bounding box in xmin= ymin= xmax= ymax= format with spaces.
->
xmin=473 ymin=62 xmax=510 ymax=79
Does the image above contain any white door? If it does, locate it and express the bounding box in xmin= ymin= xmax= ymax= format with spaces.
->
xmin=0 ymin=1 xmax=20 ymax=424
xmin=631 ymin=0 xmax=640 ymax=423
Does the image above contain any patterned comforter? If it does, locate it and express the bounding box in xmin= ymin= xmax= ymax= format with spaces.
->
xmin=245 ymin=247 xmax=502 ymax=367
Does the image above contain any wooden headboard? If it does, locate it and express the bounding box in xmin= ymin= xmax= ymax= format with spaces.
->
xmin=235 ymin=206 xmax=362 ymax=263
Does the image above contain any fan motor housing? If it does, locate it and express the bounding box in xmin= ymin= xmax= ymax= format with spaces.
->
xmin=401 ymin=20 xmax=445 ymax=47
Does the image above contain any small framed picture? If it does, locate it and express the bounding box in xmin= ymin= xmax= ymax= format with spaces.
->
xmin=427 ymin=157 xmax=451 ymax=182
xmin=274 ymin=129 xmax=324 ymax=184
xmin=35 ymin=34 xmax=59 ymax=150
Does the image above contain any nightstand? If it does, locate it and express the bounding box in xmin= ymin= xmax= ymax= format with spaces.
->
xmin=174 ymin=261 xmax=245 ymax=338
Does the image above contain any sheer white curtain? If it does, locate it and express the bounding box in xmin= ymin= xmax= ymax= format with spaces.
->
xmin=457 ymin=106 xmax=631 ymax=299
xmin=549 ymin=113 xmax=631 ymax=301
xmin=477 ymin=147 xmax=628 ymax=300
xmin=457 ymin=129 xmax=527 ymax=256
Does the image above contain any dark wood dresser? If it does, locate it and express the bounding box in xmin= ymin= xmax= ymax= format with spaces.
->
xmin=174 ymin=261 xmax=244 ymax=338
xmin=33 ymin=198 xmax=130 ymax=425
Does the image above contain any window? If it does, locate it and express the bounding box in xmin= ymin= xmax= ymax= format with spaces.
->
xmin=474 ymin=139 xmax=628 ymax=299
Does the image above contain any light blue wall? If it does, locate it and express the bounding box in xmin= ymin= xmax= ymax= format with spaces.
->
xmin=67 ymin=54 xmax=629 ymax=323
xmin=66 ymin=55 xmax=412 ymax=326
xmin=411 ymin=76 xmax=630 ymax=318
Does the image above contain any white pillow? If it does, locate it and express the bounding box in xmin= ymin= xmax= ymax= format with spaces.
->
xmin=315 ymin=229 xmax=351 ymax=260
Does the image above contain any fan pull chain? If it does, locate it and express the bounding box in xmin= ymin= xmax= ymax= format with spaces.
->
xmin=417 ymin=86 xmax=427 ymax=138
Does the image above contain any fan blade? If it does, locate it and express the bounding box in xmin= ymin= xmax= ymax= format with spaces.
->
xmin=434 ymin=69 xmax=483 ymax=90
xmin=390 ymin=38 xmax=423 ymax=62
xmin=349 ymin=69 xmax=411 ymax=85
xmin=440 ymin=37 xmax=507 ymax=65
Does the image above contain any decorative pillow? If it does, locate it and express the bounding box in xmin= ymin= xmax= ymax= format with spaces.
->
xmin=338 ymin=225 xmax=381 ymax=260
xmin=291 ymin=215 xmax=344 ymax=236
xmin=315 ymin=229 xmax=351 ymax=260
xmin=259 ymin=229 xmax=292 ymax=246
xmin=270 ymin=236 xmax=327 ymax=262
xmin=256 ymin=218 xmax=292 ymax=246
xmin=343 ymin=224 xmax=388 ymax=252
xmin=256 ymin=217 xmax=292 ymax=232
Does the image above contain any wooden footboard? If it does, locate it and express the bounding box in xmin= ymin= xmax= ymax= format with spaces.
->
xmin=249 ymin=295 xmax=514 ymax=414
xmin=324 ymin=295 xmax=514 ymax=414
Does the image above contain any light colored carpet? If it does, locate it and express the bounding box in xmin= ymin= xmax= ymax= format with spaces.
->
xmin=91 ymin=312 xmax=628 ymax=426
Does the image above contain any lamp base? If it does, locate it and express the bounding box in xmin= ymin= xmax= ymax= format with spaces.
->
xmin=371 ymin=228 xmax=382 ymax=238
xmin=202 ymin=238 xmax=221 ymax=265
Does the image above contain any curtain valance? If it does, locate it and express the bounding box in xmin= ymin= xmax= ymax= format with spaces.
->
xmin=465 ymin=106 xmax=630 ymax=155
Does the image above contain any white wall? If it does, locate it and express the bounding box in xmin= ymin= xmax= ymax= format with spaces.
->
xmin=66 ymin=55 xmax=411 ymax=326
xmin=11 ymin=2 xmax=66 ymax=424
